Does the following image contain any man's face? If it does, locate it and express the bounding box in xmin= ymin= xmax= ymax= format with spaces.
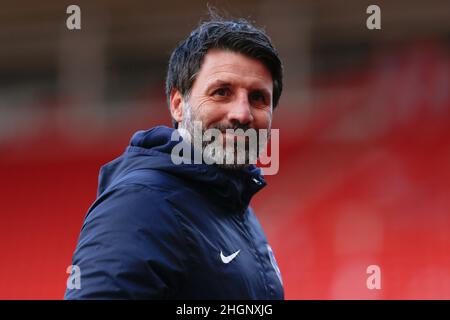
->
xmin=178 ymin=49 xmax=274 ymax=168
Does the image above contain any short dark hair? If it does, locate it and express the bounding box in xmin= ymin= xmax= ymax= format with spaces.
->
xmin=165 ymin=15 xmax=283 ymax=127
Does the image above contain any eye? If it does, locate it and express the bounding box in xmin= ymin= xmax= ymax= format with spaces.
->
xmin=212 ymin=87 xmax=231 ymax=97
xmin=249 ymin=91 xmax=267 ymax=104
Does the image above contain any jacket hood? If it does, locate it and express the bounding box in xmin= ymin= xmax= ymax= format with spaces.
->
xmin=97 ymin=126 xmax=267 ymax=212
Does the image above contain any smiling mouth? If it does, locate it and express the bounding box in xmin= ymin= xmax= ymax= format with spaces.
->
xmin=222 ymin=132 xmax=249 ymax=142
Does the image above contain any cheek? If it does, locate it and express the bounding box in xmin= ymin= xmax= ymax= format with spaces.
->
xmin=252 ymin=109 xmax=272 ymax=129
xmin=196 ymin=103 xmax=228 ymax=128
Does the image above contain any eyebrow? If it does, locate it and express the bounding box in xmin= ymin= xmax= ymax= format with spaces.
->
xmin=206 ymin=79 xmax=232 ymax=89
xmin=206 ymin=79 xmax=271 ymax=95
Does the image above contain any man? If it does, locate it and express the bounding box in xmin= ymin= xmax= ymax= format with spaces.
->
xmin=65 ymin=16 xmax=284 ymax=299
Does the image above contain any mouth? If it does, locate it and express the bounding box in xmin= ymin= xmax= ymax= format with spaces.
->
xmin=221 ymin=131 xmax=249 ymax=143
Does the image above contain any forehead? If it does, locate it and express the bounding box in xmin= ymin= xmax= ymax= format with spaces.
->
xmin=194 ymin=49 xmax=273 ymax=91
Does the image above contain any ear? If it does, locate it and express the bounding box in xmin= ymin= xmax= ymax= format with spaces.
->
xmin=169 ymin=89 xmax=184 ymax=125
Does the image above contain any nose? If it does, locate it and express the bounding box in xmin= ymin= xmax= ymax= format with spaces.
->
xmin=226 ymin=93 xmax=254 ymax=125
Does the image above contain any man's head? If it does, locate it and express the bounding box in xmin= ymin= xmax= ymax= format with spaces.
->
xmin=165 ymin=16 xmax=283 ymax=168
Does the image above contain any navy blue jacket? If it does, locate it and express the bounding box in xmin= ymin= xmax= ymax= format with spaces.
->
xmin=64 ymin=126 xmax=284 ymax=299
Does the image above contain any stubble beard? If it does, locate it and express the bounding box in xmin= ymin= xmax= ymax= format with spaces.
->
xmin=178 ymin=101 xmax=271 ymax=170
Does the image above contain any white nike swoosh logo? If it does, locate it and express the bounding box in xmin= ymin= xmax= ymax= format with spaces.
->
xmin=220 ymin=250 xmax=241 ymax=264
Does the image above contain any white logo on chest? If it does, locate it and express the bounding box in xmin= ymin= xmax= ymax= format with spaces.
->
xmin=220 ymin=250 xmax=241 ymax=264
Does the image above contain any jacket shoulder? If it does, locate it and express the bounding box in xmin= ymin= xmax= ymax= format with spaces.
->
xmin=65 ymin=184 xmax=190 ymax=299
xmin=110 ymin=168 xmax=186 ymax=194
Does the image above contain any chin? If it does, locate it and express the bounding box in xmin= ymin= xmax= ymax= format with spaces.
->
xmin=216 ymin=163 xmax=252 ymax=170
